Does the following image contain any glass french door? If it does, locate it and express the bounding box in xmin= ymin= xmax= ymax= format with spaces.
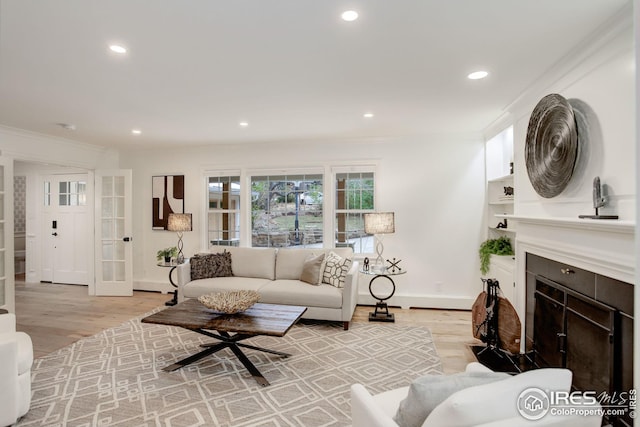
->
xmin=0 ymin=156 xmax=14 ymax=312
xmin=94 ymin=170 xmax=133 ymax=296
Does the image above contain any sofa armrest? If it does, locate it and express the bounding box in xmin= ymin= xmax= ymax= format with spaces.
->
xmin=176 ymin=261 xmax=192 ymax=303
xmin=341 ymin=260 xmax=359 ymax=326
xmin=465 ymin=362 xmax=492 ymax=373
xmin=0 ymin=333 xmax=19 ymax=426
xmin=351 ymin=384 xmax=400 ymax=427
xmin=0 ymin=313 xmax=16 ymax=333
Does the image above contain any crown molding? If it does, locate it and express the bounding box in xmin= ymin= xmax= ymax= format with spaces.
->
xmin=499 ymin=2 xmax=634 ymax=120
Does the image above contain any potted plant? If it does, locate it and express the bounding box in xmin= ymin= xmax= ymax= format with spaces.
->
xmin=157 ymin=247 xmax=178 ymax=263
xmin=479 ymin=236 xmax=514 ymax=275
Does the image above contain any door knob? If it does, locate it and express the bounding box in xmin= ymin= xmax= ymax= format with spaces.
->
xmin=52 ymin=232 xmax=58 ymax=236
xmin=123 ymin=237 xmax=132 ymax=242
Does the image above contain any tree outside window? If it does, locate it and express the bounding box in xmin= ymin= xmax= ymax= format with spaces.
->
xmin=251 ymin=174 xmax=323 ymax=248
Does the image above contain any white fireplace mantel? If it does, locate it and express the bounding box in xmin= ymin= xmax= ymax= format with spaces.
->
xmin=503 ymin=215 xmax=635 ymax=283
xmin=501 ymin=214 xmax=636 ymax=329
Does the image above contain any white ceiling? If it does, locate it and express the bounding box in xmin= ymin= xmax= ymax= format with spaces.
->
xmin=0 ymin=0 xmax=631 ymax=149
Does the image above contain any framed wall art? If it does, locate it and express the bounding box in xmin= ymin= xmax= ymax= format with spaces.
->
xmin=152 ymin=175 xmax=185 ymax=230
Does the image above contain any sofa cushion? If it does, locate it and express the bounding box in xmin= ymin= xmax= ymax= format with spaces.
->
xmin=275 ymin=248 xmax=354 ymax=280
xmin=225 ymin=247 xmax=276 ymax=280
xmin=182 ymin=277 xmax=272 ymax=299
xmin=394 ymin=371 xmax=510 ymax=427
xmin=275 ymin=248 xmax=314 ymax=279
xmin=300 ymin=253 xmax=325 ymax=285
xmin=260 ymin=280 xmax=343 ymax=308
xmin=322 ymin=251 xmax=352 ymax=288
xmin=190 ymin=252 xmax=233 ymax=280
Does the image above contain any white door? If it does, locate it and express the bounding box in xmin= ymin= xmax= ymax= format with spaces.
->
xmin=0 ymin=156 xmax=14 ymax=312
xmin=95 ymin=170 xmax=133 ymax=296
xmin=41 ymin=174 xmax=89 ymax=285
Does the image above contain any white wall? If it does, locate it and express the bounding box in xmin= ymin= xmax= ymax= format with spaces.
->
xmin=120 ymin=135 xmax=486 ymax=308
xmin=511 ymin=19 xmax=635 ymax=220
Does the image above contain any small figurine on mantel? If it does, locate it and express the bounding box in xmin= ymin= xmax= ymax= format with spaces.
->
xmin=578 ymin=176 xmax=618 ymax=220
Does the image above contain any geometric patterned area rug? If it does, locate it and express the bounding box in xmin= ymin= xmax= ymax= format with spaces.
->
xmin=17 ymin=308 xmax=442 ymax=427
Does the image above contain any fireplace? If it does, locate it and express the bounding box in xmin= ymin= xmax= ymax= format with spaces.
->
xmin=525 ymin=253 xmax=634 ymax=427
xmin=507 ymin=214 xmax=635 ymax=426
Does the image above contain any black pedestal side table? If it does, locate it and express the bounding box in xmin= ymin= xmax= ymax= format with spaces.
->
xmin=157 ymin=260 xmax=185 ymax=306
xmin=361 ymin=269 xmax=406 ymax=322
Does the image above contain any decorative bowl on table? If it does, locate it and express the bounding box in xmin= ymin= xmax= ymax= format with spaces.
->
xmin=197 ymin=290 xmax=260 ymax=314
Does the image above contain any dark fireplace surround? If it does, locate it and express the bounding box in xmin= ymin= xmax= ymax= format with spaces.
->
xmin=525 ymin=253 xmax=634 ymax=427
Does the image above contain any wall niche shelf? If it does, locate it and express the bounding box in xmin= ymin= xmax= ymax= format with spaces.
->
xmin=487 ymin=174 xmax=515 ymax=238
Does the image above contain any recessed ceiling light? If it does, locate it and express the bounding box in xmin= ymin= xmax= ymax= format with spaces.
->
xmin=467 ymin=70 xmax=489 ymax=80
xmin=131 ymin=129 xmax=141 ymax=135
xmin=109 ymin=44 xmax=127 ymax=54
xmin=363 ymin=113 xmax=374 ymax=118
xmin=341 ymin=10 xmax=359 ymax=21
xmin=239 ymin=121 xmax=249 ymax=127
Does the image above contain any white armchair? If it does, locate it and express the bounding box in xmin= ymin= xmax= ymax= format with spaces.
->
xmin=0 ymin=313 xmax=33 ymax=427
xmin=351 ymin=362 xmax=602 ymax=427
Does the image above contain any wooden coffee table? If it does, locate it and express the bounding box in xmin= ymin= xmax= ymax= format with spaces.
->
xmin=141 ymin=299 xmax=307 ymax=386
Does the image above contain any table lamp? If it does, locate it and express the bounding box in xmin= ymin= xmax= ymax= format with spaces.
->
xmin=168 ymin=213 xmax=192 ymax=264
xmin=364 ymin=212 xmax=395 ymax=272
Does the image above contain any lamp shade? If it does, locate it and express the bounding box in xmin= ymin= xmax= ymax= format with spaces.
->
xmin=364 ymin=212 xmax=395 ymax=234
xmin=167 ymin=213 xmax=192 ymax=232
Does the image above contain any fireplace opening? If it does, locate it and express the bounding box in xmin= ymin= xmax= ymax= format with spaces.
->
xmin=526 ymin=253 xmax=634 ymax=427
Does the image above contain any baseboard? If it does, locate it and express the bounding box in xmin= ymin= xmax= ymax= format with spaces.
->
xmin=134 ymin=280 xmax=173 ymax=294
xmin=357 ymin=293 xmax=474 ymax=310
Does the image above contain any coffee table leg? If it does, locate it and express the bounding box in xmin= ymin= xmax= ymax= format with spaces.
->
xmin=228 ymin=344 xmax=270 ymax=387
xmin=236 ymin=342 xmax=291 ymax=358
xmin=163 ymin=342 xmax=227 ymax=372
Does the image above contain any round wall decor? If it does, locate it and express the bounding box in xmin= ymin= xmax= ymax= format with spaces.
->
xmin=525 ymin=93 xmax=578 ymax=198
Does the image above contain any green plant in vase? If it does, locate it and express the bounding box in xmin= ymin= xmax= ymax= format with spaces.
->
xmin=479 ymin=236 xmax=514 ymax=275
xmin=157 ymin=247 xmax=178 ymax=263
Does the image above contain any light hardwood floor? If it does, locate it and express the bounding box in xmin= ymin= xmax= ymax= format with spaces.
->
xmin=15 ymin=279 xmax=477 ymax=373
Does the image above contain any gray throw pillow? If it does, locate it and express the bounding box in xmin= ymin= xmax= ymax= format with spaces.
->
xmin=393 ymin=371 xmax=510 ymax=427
xmin=299 ymin=253 xmax=325 ymax=285
xmin=190 ymin=252 xmax=233 ymax=280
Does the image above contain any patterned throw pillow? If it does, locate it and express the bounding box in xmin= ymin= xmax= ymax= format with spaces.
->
xmin=322 ymin=251 xmax=352 ymax=288
xmin=190 ymin=251 xmax=233 ymax=280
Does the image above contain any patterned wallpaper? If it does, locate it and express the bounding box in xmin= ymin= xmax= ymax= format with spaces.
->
xmin=14 ymin=176 xmax=26 ymax=233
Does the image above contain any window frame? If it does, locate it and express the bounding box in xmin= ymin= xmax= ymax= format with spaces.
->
xmin=203 ymin=171 xmax=242 ymax=250
xmin=331 ymin=166 xmax=377 ymax=255
xmin=249 ymin=168 xmax=324 ymax=248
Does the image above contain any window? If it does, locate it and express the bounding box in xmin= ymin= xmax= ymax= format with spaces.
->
xmin=58 ymin=181 xmax=87 ymax=206
xmin=44 ymin=180 xmax=86 ymax=207
xmin=335 ymin=171 xmax=375 ymax=254
xmin=251 ymin=173 xmax=323 ymax=248
xmin=207 ymin=175 xmax=240 ymax=248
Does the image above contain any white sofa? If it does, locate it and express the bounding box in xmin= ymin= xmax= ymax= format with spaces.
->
xmin=176 ymin=246 xmax=359 ymax=330
xmin=0 ymin=313 xmax=33 ymax=427
xmin=351 ymin=362 xmax=603 ymax=427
